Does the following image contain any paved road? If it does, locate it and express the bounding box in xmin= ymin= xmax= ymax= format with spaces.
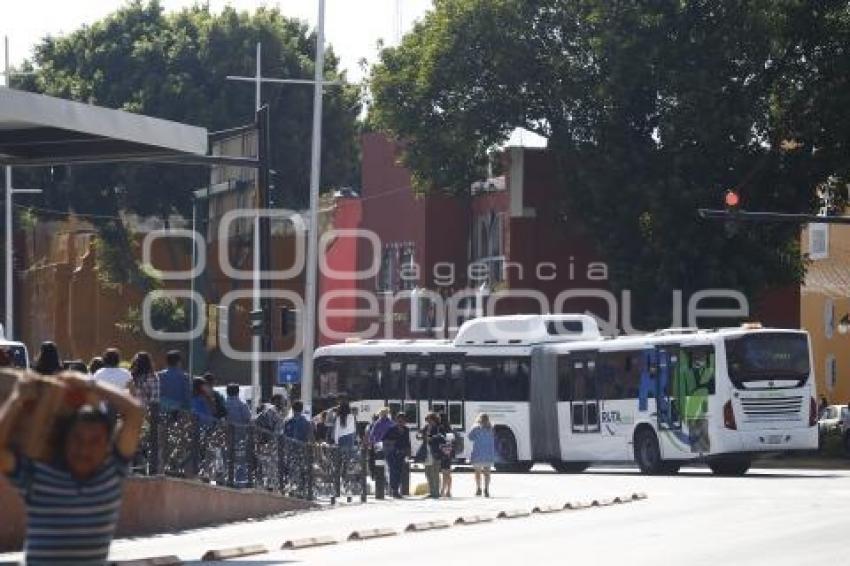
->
xmin=2 ymin=465 xmax=848 ymax=564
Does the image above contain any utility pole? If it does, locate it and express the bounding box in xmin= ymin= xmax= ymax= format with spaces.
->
xmin=301 ymin=0 xmax=327 ymax=414
xmin=226 ymin=31 xmax=337 ymax=405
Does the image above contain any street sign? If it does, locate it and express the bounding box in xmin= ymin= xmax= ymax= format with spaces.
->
xmin=277 ymin=358 xmax=301 ymax=385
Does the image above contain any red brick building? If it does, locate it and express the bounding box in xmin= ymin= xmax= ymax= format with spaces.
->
xmin=326 ymin=132 xmax=799 ymax=342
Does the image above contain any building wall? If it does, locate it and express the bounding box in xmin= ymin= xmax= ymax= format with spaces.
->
xmin=801 ymin=221 xmax=850 ymax=403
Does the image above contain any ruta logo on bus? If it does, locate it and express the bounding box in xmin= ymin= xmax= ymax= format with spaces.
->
xmin=139 ymin=209 xmax=751 ymax=358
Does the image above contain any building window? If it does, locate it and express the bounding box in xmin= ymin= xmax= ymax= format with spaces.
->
xmin=826 ymin=354 xmax=837 ymax=392
xmin=376 ymin=242 xmax=416 ymax=292
xmin=377 ymin=246 xmax=396 ymax=292
xmin=470 ymin=210 xmax=505 ymax=283
xmin=809 ymin=224 xmax=829 ymax=260
xmin=825 ymin=299 xmax=835 ymax=339
xmin=399 ymin=244 xmax=416 ymax=290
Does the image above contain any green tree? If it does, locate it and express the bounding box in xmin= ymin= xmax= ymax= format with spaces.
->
xmin=12 ymin=0 xmax=360 ymax=236
xmin=370 ymin=0 xmax=850 ymax=327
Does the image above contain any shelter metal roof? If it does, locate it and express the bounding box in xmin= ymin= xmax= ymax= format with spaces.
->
xmin=0 ymin=88 xmax=208 ymax=166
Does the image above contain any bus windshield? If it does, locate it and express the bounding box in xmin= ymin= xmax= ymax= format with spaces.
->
xmin=725 ymin=333 xmax=809 ymax=384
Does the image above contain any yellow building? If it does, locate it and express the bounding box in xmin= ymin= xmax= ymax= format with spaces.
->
xmin=801 ymin=218 xmax=850 ymax=404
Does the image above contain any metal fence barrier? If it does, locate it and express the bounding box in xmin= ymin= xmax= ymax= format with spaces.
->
xmin=134 ymin=406 xmax=368 ymax=503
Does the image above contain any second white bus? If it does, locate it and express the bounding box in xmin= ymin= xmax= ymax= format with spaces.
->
xmin=312 ymin=314 xmax=818 ymax=475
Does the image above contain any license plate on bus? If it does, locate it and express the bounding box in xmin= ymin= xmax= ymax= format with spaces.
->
xmin=766 ymin=435 xmax=783 ymax=445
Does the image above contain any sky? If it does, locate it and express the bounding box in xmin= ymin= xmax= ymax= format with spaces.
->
xmin=0 ymin=0 xmax=547 ymax=147
xmin=1 ymin=0 xmax=434 ymax=83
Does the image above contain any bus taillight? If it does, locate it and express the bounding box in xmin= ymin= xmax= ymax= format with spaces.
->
xmin=809 ymin=397 xmax=818 ymax=427
xmin=723 ymin=400 xmax=737 ymax=430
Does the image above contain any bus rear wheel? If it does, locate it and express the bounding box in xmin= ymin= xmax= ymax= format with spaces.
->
xmin=551 ymin=461 xmax=589 ymax=474
xmin=494 ymin=428 xmax=531 ymax=472
xmin=634 ymin=428 xmax=665 ymax=475
xmin=708 ymin=457 xmax=751 ymax=476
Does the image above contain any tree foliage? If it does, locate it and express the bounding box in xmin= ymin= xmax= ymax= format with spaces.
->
xmin=14 ymin=0 xmax=360 ymax=218
xmin=370 ymin=0 xmax=850 ymax=326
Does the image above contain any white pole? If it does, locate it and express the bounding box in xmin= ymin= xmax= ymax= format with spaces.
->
xmin=4 ymin=36 xmax=14 ymax=339
xmin=251 ymin=42 xmax=262 ymax=407
xmin=301 ymin=0 xmax=326 ymax=413
xmin=189 ymin=203 xmax=196 ymax=379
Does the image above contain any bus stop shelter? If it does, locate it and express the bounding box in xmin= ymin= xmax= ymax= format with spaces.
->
xmin=0 ymin=87 xmax=270 ymax=372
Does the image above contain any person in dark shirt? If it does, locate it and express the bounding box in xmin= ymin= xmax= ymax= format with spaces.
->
xmin=205 ymin=373 xmax=228 ymax=419
xmin=383 ymin=413 xmax=412 ymax=498
xmin=157 ymin=350 xmax=190 ymax=412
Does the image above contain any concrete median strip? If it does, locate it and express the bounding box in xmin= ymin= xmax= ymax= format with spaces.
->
xmin=497 ymin=509 xmax=532 ymax=519
xmin=454 ymin=514 xmax=496 ymax=525
xmin=111 ymin=557 xmax=182 ymax=566
xmin=564 ymin=501 xmax=592 ymax=510
xmin=532 ymin=504 xmax=564 ymax=514
xmin=591 ymin=498 xmax=617 ymax=507
xmin=632 ymin=492 xmax=648 ymax=501
xmin=405 ymin=520 xmax=451 ymax=532
xmin=201 ymin=544 xmax=268 ymax=561
xmin=281 ymin=536 xmax=339 ymax=550
xmin=347 ymin=528 xmax=398 ymax=541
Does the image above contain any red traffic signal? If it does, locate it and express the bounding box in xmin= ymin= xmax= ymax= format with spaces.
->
xmin=724 ymin=190 xmax=740 ymax=208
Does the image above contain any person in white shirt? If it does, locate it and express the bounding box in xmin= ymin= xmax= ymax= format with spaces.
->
xmin=93 ymin=348 xmax=132 ymax=389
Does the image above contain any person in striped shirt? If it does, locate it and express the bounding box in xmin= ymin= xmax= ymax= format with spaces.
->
xmin=0 ymin=372 xmax=143 ymax=565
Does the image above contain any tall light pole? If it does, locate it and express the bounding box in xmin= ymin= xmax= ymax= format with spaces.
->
xmin=300 ymin=0 xmax=327 ymax=414
xmin=226 ymin=32 xmax=337 ymax=405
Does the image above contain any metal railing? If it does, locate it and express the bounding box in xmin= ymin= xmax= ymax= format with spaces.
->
xmin=133 ymin=406 xmax=368 ymax=503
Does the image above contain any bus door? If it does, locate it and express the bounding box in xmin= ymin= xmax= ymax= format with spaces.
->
xmin=654 ymin=346 xmax=682 ymax=431
xmin=428 ymin=356 xmax=465 ymax=433
xmin=569 ymin=352 xmax=600 ymax=434
xmin=385 ymin=354 xmax=424 ymax=430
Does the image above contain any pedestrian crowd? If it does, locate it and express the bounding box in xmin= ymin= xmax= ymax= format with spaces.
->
xmin=1 ymin=340 xmax=502 ymax=564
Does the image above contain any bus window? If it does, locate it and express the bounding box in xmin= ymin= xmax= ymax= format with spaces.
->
xmin=464 ymin=359 xmax=496 ymax=401
xmin=502 ymin=358 xmax=530 ymax=401
xmin=384 ymin=361 xmax=404 ymax=400
xmin=449 ymin=363 xmax=464 ymax=400
xmin=348 ymin=359 xmax=384 ymax=399
xmin=314 ymin=358 xmax=340 ymax=411
xmin=432 ymin=363 xmax=447 ymax=400
xmin=557 ymin=356 xmax=572 ymax=401
xmin=405 ymin=362 xmax=419 ymax=400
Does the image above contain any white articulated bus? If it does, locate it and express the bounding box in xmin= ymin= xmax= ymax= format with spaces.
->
xmin=312 ymin=315 xmax=818 ymax=475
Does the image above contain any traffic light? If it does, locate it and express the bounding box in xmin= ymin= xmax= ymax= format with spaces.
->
xmin=724 ymin=190 xmax=740 ymax=237
xmin=249 ymin=309 xmax=265 ymax=336
xmin=281 ymin=306 xmax=297 ymax=337
xmin=724 ymin=190 xmax=740 ymax=210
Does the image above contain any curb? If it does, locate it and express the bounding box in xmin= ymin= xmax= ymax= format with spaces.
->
xmin=348 ymin=528 xmax=398 ymax=541
xmin=497 ymin=509 xmax=532 ymax=519
xmin=532 ymin=504 xmax=563 ymax=514
xmin=454 ymin=514 xmax=495 ymax=525
xmin=201 ymin=544 xmax=268 ymax=561
xmin=282 ymin=536 xmax=338 ymax=550
xmin=405 ymin=520 xmax=451 ymax=532
xmin=111 ymin=558 xmax=182 ymax=566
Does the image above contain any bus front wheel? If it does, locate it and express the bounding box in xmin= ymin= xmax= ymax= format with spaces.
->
xmin=634 ymin=428 xmax=664 ymax=475
xmin=551 ymin=461 xmax=589 ymax=474
xmin=708 ymin=457 xmax=751 ymax=476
